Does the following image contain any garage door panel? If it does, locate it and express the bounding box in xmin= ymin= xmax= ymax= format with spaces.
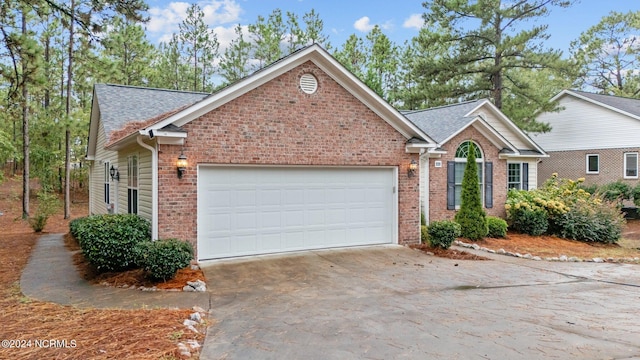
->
xmin=198 ymin=167 xmax=395 ymax=260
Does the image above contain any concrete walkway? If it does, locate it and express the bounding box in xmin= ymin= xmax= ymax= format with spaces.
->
xmin=20 ymin=234 xmax=210 ymax=310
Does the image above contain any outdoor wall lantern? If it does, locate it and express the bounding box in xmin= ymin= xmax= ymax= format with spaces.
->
xmin=408 ymin=159 xmax=418 ymax=178
xmin=109 ymin=165 xmax=120 ymax=181
xmin=177 ymin=152 xmax=188 ymax=179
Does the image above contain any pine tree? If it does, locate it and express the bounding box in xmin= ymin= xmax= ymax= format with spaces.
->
xmin=454 ymin=141 xmax=487 ymax=241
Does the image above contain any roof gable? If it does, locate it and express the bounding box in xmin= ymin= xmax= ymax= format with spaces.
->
xmin=554 ymin=90 xmax=640 ymax=120
xmin=403 ymin=99 xmax=546 ymax=156
xmin=137 ymin=44 xmax=435 ymax=146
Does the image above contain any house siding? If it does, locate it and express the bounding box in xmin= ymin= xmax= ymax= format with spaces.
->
xmin=469 ymin=108 xmax=529 ymax=150
xmin=532 ymin=96 xmax=640 ymax=151
xmin=155 ymin=61 xmax=420 ymax=251
xmin=538 ymin=148 xmax=640 ymax=186
xmin=429 ymin=126 xmax=508 ymax=223
xmin=89 ymin=122 xmax=117 ymax=215
xmin=117 ymin=145 xmax=153 ymax=222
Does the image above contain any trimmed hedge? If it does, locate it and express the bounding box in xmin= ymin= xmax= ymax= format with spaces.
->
xmin=427 ymin=220 xmax=461 ymax=249
xmin=71 ymin=214 xmax=151 ymax=272
xmin=135 ymin=239 xmax=194 ymax=281
xmin=486 ymin=216 xmax=507 ymax=238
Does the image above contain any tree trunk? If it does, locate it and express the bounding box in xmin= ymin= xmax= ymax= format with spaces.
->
xmin=492 ymin=14 xmax=503 ymax=109
xmin=21 ymin=9 xmax=30 ymax=219
xmin=64 ymin=0 xmax=75 ymax=219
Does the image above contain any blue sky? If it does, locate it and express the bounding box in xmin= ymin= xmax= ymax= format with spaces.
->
xmin=144 ymin=0 xmax=639 ymax=56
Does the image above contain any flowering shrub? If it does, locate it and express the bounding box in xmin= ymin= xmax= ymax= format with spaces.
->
xmin=506 ymin=174 xmax=624 ymax=243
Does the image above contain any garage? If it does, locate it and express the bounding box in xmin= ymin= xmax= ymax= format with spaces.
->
xmin=197 ymin=166 xmax=397 ymax=260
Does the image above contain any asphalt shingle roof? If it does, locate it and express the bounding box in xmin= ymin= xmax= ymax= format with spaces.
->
xmin=570 ymin=90 xmax=640 ymax=118
xmin=94 ymin=84 xmax=209 ymax=139
xmin=402 ymin=100 xmax=485 ymax=143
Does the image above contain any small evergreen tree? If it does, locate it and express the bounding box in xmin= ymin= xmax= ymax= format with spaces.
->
xmin=454 ymin=141 xmax=488 ymax=240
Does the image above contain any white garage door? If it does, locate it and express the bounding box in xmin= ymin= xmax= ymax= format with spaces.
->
xmin=197 ymin=166 xmax=396 ymax=260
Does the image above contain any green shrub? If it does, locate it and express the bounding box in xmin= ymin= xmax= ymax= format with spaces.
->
xmin=598 ymin=181 xmax=631 ymax=204
xmin=579 ymin=183 xmax=599 ymax=196
xmin=427 ymin=220 xmax=461 ymax=249
xmin=556 ymin=200 xmax=625 ymax=244
xmin=135 ymin=239 xmax=194 ymax=281
xmin=420 ymin=212 xmax=426 ymax=226
xmin=72 ymin=214 xmax=151 ymax=272
xmin=509 ymin=207 xmax=548 ymax=236
xmin=29 ymin=191 xmax=60 ymax=232
xmin=486 ymin=216 xmax=507 ymax=238
xmin=454 ymin=141 xmax=487 ymax=240
xmin=633 ymin=184 xmax=640 ymax=207
xmin=421 ymin=225 xmax=428 ymax=243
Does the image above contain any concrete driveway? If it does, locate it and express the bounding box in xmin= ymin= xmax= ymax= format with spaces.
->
xmin=200 ymin=245 xmax=640 ymax=359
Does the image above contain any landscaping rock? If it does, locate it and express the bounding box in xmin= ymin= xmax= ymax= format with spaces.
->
xmin=559 ymin=255 xmax=568 ymax=262
xmin=523 ymin=253 xmax=533 ymax=259
xmin=190 ymin=312 xmax=203 ymax=323
xmin=497 ymin=249 xmax=506 ymax=254
xmin=532 ymin=256 xmax=542 ymax=261
xmin=592 ymin=258 xmax=605 ymax=263
xmin=184 ymin=279 xmax=207 ymax=292
xmin=177 ymin=342 xmax=191 ymax=357
xmin=183 ymin=319 xmax=198 ymax=327
xmin=187 ymin=339 xmax=201 ymax=350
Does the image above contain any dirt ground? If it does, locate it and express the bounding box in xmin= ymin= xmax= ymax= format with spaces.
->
xmin=0 ymin=176 xmax=204 ymax=359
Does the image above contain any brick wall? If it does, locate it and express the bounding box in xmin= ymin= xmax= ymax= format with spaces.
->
xmin=157 ymin=61 xmax=421 ymax=252
xmin=538 ymin=148 xmax=640 ymax=186
xmin=429 ymin=126 xmax=507 ymax=222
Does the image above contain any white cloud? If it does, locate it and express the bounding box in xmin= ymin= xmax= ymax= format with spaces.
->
xmin=403 ymin=13 xmax=423 ymax=30
xmin=354 ymin=16 xmax=375 ymax=32
xmin=147 ymin=0 xmax=243 ymax=43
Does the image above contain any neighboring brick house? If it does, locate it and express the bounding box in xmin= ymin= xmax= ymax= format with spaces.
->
xmin=403 ymin=100 xmax=548 ymax=223
xmin=86 ymin=45 xmax=436 ymax=261
xmin=532 ymin=90 xmax=640 ymax=187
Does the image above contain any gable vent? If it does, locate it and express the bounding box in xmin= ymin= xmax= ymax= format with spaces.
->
xmin=300 ymin=73 xmax=318 ymax=94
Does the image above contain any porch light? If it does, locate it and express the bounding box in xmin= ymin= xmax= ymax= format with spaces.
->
xmin=408 ymin=159 xmax=418 ymax=178
xmin=109 ymin=165 xmax=120 ymax=181
xmin=177 ymin=152 xmax=188 ymax=179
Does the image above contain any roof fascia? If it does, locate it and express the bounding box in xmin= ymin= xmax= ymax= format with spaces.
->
xmin=86 ymin=87 xmax=100 ymax=159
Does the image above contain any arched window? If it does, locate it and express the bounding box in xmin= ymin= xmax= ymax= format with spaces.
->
xmin=452 ymin=141 xmax=484 ymax=208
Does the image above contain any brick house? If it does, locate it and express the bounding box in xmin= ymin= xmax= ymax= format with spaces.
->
xmin=403 ymin=100 xmax=548 ymax=223
xmin=87 ymin=45 xmax=547 ymax=260
xmin=532 ymin=90 xmax=640 ymax=187
xmin=86 ymin=45 xmax=436 ymax=261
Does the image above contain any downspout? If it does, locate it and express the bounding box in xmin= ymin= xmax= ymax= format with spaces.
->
xmin=137 ymin=135 xmax=158 ymax=240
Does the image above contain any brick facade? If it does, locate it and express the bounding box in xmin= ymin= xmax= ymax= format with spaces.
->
xmin=538 ymin=148 xmax=640 ymax=186
xmin=428 ymin=126 xmax=508 ymax=222
xmin=156 ymin=61 xmax=420 ymax=252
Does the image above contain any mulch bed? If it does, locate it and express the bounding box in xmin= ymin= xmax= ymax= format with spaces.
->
xmin=410 ymin=243 xmax=491 ymax=260
xmin=65 ymin=234 xmax=206 ymax=291
xmin=0 ymin=177 xmax=205 ymax=359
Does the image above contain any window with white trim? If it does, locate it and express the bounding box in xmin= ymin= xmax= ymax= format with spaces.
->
xmin=453 ymin=141 xmax=483 ymax=208
xmin=624 ymin=152 xmax=638 ymax=179
xmin=508 ymin=163 xmax=522 ymax=190
xmin=586 ymin=154 xmax=599 ymax=174
xmin=127 ymin=155 xmax=138 ymax=214
xmin=104 ymin=161 xmax=110 ymax=205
